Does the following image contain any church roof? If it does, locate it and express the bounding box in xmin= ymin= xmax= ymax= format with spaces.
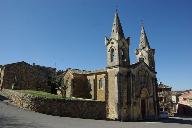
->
xmin=63 ymin=68 xmax=107 ymax=75
xmin=88 ymin=69 xmax=107 ymax=74
xmin=70 ymin=68 xmax=91 ymax=74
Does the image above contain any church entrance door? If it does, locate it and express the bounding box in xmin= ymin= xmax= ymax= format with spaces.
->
xmin=140 ymin=88 xmax=149 ymax=120
xmin=141 ymin=99 xmax=146 ymax=119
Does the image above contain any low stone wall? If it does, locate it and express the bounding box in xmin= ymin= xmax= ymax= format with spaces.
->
xmin=1 ymin=89 xmax=106 ymax=119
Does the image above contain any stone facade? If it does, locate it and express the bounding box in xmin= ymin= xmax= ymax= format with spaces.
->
xmin=105 ymin=12 xmax=158 ymax=121
xmin=59 ymin=68 xmax=107 ymax=101
xmin=0 ymin=61 xmax=56 ymax=92
xmin=58 ymin=11 xmax=159 ymax=121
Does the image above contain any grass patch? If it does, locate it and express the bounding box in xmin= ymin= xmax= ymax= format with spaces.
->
xmin=17 ymin=90 xmax=65 ymax=99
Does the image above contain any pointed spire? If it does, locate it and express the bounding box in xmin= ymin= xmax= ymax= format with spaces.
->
xmin=111 ymin=10 xmax=124 ymax=40
xmin=139 ymin=24 xmax=150 ymax=49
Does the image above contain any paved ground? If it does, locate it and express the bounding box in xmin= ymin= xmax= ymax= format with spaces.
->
xmin=0 ymin=94 xmax=192 ymax=128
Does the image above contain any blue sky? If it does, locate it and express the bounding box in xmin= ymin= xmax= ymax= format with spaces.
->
xmin=0 ymin=0 xmax=191 ymax=91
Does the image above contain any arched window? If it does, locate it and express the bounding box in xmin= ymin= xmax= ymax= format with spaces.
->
xmin=121 ymin=49 xmax=126 ymax=61
xmin=99 ymin=78 xmax=105 ymax=90
xmin=138 ymin=70 xmax=146 ymax=85
xmin=110 ymin=48 xmax=115 ymax=62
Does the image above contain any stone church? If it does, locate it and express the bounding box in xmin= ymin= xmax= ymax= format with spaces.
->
xmin=59 ymin=11 xmax=159 ymax=121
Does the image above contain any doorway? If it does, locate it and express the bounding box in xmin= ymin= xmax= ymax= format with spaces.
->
xmin=141 ymin=99 xmax=146 ymax=119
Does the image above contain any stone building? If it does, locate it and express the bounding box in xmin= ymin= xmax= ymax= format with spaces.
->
xmin=59 ymin=11 xmax=159 ymax=121
xmin=157 ymin=82 xmax=177 ymax=115
xmin=0 ymin=61 xmax=56 ymax=92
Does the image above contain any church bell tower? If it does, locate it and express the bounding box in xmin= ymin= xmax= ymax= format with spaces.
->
xmin=136 ymin=25 xmax=155 ymax=70
xmin=105 ymin=10 xmax=130 ymax=121
xmin=105 ymin=10 xmax=130 ymax=68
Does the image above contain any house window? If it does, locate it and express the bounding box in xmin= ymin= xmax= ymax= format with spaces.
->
xmin=110 ymin=48 xmax=115 ymax=62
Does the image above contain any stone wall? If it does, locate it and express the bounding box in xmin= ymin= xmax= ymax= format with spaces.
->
xmin=2 ymin=89 xmax=106 ymax=120
xmin=0 ymin=61 xmax=56 ymax=92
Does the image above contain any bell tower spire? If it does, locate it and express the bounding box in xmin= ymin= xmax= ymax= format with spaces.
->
xmin=105 ymin=10 xmax=130 ymax=68
xmin=139 ymin=24 xmax=150 ymax=49
xmin=136 ymin=24 xmax=156 ymax=70
xmin=111 ymin=10 xmax=124 ymax=40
